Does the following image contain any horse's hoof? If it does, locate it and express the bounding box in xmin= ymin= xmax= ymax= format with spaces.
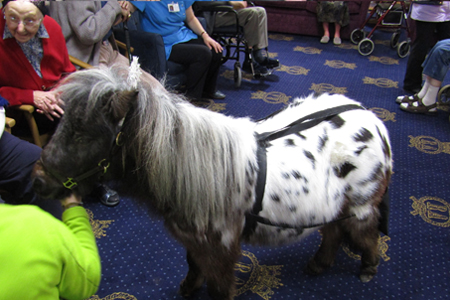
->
xmin=179 ymin=279 xmax=194 ymax=298
xmin=179 ymin=276 xmax=205 ymax=298
xmin=305 ymin=260 xmax=324 ymax=275
xmin=359 ymin=274 xmax=374 ymax=283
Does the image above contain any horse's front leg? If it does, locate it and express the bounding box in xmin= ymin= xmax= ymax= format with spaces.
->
xmin=179 ymin=251 xmax=205 ymax=297
xmin=180 ymin=231 xmax=242 ymax=300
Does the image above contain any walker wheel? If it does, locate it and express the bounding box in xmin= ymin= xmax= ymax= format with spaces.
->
xmin=390 ymin=32 xmax=400 ymax=49
xmin=438 ymin=84 xmax=450 ymax=107
xmin=234 ymin=62 xmax=242 ymax=88
xmin=358 ymin=38 xmax=374 ymax=56
xmin=397 ymin=41 xmax=411 ymax=58
xmin=351 ymin=29 xmax=366 ymax=45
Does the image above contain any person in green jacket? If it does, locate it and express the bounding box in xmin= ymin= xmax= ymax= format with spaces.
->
xmin=0 ymin=194 xmax=101 ymax=300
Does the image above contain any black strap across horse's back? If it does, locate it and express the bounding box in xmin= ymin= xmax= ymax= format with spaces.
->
xmin=242 ymin=104 xmax=364 ymax=238
xmin=256 ymin=104 xmax=364 ymax=143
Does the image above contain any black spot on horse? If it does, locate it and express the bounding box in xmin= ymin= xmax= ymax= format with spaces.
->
xmin=318 ymin=133 xmax=329 ymax=152
xmin=282 ymin=172 xmax=290 ymax=179
xmin=271 ymin=194 xmax=281 ymax=202
xmin=367 ymin=162 xmax=383 ymax=182
xmin=303 ymin=186 xmax=309 ymax=194
xmin=355 ymin=145 xmax=368 ymax=156
xmin=377 ymin=126 xmax=391 ymax=159
xmin=303 ymin=150 xmax=316 ymax=169
xmin=333 ymin=162 xmax=357 ymax=178
xmin=285 ymin=139 xmax=296 ymax=147
xmin=353 ymin=128 xmax=373 ymax=143
xmin=292 ymin=170 xmax=302 ymax=180
xmin=289 ymin=205 xmax=297 ymax=213
xmin=328 ymin=115 xmax=345 ymax=129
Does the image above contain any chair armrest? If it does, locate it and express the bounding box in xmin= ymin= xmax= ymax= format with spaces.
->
xmin=69 ymin=55 xmax=93 ymax=69
xmin=116 ymin=39 xmax=134 ymax=53
xmin=5 ymin=117 xmax=15 ymax=132
xmin=17 ymin=104 xmax=35 ymax=114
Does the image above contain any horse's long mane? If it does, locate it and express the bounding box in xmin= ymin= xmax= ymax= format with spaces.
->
xmin=59 ymin=66 xmax=258 ymax=230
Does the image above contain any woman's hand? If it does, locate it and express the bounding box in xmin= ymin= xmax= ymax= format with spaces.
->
xmin=118 ymin=1 xmax=132 ymax=24
xmin=33 ymin=90 xmax=64 ymax=121
xmin=202 ymin=33 xmax=223 ymax=53
xmin=60 ymin=194 xmax=83 ymax=211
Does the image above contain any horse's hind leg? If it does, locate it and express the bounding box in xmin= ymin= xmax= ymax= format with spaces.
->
xmin=306 ymin=224 xmax=344 ymax=275
xmin=345 ymin=214 xmax=380 ymax=283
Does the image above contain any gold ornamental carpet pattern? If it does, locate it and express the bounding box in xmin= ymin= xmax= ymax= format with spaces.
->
xmin=83 ymin=31 xmax=450 ymax=299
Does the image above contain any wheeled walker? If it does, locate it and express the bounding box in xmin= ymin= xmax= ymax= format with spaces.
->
xmin=351 ymin=1 xmax=412 ymax=58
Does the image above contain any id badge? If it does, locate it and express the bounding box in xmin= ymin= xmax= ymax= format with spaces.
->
xmin=168 ymin=2 xmax=180 ymax=12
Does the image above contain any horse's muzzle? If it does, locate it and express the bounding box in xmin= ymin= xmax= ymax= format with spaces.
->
xmin=32 ymin=160 xmax=70 ymax=200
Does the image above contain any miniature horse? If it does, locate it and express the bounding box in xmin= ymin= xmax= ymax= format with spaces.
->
xmin=32 ymin=65 xmax=392 ymax=300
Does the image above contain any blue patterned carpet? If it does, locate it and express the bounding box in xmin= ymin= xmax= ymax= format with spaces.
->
xmin=84 ymin=30 xmax=450 ymax=300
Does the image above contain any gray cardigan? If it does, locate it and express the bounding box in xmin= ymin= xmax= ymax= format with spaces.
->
xmin=48 ymin=1 xmax=122 ymax=66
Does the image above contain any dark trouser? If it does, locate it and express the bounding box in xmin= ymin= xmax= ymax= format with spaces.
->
xmin=0 ymin=132 xmax=62 ymax=219
xmin=403 ymin=20 xmax=450 ymax=91
xmin=169 ymin=38 xmax=222 ymax=100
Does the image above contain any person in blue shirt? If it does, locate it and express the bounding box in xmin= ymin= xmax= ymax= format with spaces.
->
xmin=130 ymin=1 xmax=225 ymax=101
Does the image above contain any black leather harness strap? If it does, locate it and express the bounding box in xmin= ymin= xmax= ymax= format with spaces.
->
xmin=243 ymin=104 xmax=364 ymax=238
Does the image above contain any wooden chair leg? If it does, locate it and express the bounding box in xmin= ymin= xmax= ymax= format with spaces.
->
xmin=22 ymin=109 xmax=42 ymax=148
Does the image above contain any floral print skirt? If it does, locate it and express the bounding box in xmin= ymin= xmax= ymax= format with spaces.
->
xmin=316 ymin=1 xmax=350 ymax=27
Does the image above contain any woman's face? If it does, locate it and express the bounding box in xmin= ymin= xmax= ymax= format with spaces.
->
xmin=4 ymin=1 xmax=43 ymax=43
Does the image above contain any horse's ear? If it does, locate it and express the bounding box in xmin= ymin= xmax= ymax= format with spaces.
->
xmin=104 ymin=90 xmax=138 ymax=122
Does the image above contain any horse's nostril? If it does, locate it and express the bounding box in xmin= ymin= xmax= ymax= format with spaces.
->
xmin=32 ymin=176 xmax=46 ymax=195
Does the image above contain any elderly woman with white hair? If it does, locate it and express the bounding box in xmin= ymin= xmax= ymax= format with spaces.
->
xmin=0 ymin=0 xmax=75 ymax=128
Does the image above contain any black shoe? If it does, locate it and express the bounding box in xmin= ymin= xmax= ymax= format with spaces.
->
xmin=259 ymin=57 xmax=280 ymax=69
xmin=95 ymin=183 xmax=120 ymax=207
xmin=243 ymin=60 xmax=270 ymax=76
xmin=203 ymin=90 xmax=226 ymax=100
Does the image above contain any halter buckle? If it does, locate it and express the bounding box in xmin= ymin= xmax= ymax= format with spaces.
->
xmin=63 ymin=178 xmax=78 ymax=189
xmin=98 ymin=159 xmax=110 ymax=174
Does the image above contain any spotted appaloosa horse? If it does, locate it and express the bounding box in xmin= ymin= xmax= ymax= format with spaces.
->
xmin=32 ymin=65 xmax=392 ymax=300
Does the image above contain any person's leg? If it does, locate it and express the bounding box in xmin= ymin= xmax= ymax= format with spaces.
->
xmin=0 ymin=132 xmax=62 ymax=218
xmin=235 ymin=7 xmax=278 ymax=66
xmin=400 ymin=75 xmax=440 ymax=114
xmin=333 ymin=23 xmax=342 ymax=45
xmin=215 ymin=8 xmax=277 ymax=72
xmin=403 ymin=21 xmax=438 ymax=93
xmin=188 ymin=39 xmax=224 ymax=98
xmin=422 ymin=39 xmax=450 ymax=83
xmin=321 ymin=22 xmax=330 ymax=43
xmin=169 ymin=40 xmax=212 ymax=100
